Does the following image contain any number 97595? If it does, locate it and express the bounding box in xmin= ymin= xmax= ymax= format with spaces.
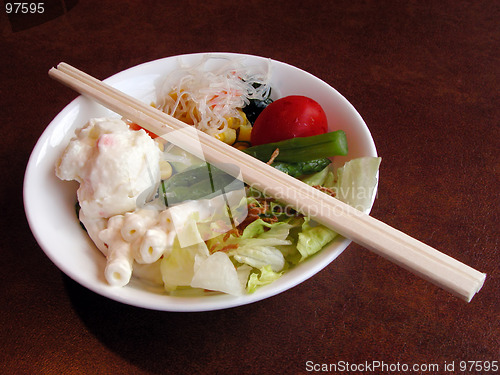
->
xmin=5 ymin=2 xmax=45 ymax=14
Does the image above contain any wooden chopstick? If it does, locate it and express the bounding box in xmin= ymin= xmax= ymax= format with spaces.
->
xmin=48 ymin=63 xmax=486 ymax=302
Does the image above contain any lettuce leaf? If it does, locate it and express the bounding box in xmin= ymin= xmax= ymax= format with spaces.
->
xmin=300 ymin=165 xmax=330 ymax=186
xmin=247 ymin=265 xmax=283 ymax=293
xmin=160 ymin=241 xmax=204 ymax=291
xmin=296 ymin=217 xmax=338 ymax=261
xmin=190 ymin=252 xmax=246 ymax=295
xmin=230 ymin=220 xmax=293 ymax=272
xmin=335 ymin=157 xmax=381 ymax=212
xmin=233 ymin=245 xmax=286 ymax=272
xmin=160 ymin=219 xmax=209 ymax=291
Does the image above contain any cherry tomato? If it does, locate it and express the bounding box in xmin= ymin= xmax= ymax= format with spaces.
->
xmin=250 ymin=95 xmax=328 ymax=146
xmin=129 ymin=122 xmax=158 ymax=138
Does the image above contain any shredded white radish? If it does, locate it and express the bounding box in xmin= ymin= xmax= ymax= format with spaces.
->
xmin=156 ymin=56 xmax=272 ymax=136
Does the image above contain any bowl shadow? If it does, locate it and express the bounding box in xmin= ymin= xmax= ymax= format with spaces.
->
xmin=63 ymin=274 xmax=271 ymax=374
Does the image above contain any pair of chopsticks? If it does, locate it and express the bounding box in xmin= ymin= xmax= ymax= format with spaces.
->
xmin=49 ymin=63 xmax=486 ymax=302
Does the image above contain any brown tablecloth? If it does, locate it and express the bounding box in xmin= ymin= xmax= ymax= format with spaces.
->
xmin=2 ymin=1 xmax=498 ymax=374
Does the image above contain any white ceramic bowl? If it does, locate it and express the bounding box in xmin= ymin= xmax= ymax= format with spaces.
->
xmin=24 ymin=53 xmax=377 ymax=311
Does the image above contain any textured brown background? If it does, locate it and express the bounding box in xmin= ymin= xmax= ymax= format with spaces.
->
xmin=2 ymin=1 xmax=499 ymax=374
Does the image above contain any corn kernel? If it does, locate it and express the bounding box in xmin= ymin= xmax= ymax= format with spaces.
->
xmin=159 ymin=160 xmax=172 ymax=180
xmin=227 ymin=111 xmax=249 ymax=130
xmin=226 ymin=117 xmax=235 ymax=129
xmin=225 ymin=128 xmax=237 ymax=144
xmin=238 ymin=123 xmax=252 ymax=142
xmin=214 ymin=128 xmax=237 ymax=144
xmin=238 ymin=109 xmax=248 ymax=122
xmin=155 ymin=139 xmax=165 ymax=152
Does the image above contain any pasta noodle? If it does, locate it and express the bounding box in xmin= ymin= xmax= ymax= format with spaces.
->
xmin=137 ymin=228 xmax=168 ymax=264
xmin=100 ymin=215 xmax=134 ymax=287
xmin=120 ymin=209 xmax=158 ymax=242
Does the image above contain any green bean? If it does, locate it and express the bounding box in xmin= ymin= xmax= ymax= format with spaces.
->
xmin=242 ymin=130 xmax=348 ymax=163
xmin=271 ymin=158 xmax=331 ymax=177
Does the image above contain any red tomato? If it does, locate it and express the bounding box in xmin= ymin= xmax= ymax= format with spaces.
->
xmin=129 ymin=122 xmax=158 ymax=138
xmin=250 ymin=95 xmax=328 ymax=145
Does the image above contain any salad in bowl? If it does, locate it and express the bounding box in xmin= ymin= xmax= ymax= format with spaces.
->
xmin=24 ymin=53 xmax=379 ymax=311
